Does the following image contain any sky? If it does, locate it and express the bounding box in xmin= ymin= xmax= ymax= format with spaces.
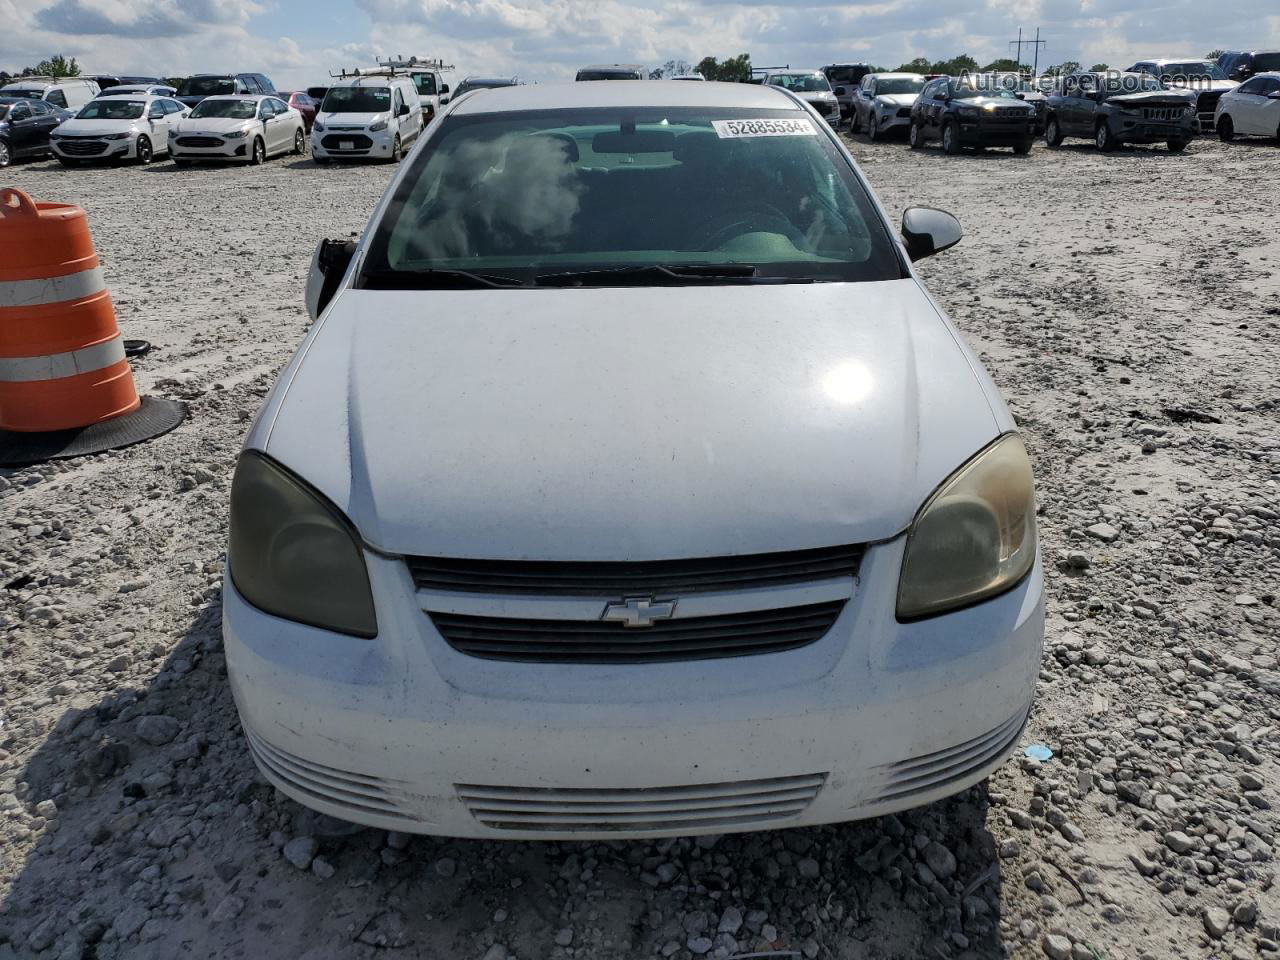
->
xmin=2 ymin=0 xmax=1279 ymax=90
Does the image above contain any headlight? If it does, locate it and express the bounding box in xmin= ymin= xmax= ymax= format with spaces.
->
xmin=228 ymin=451 xmax=377 ymax=638
xmin=896 ymin=433 xmax=1037 ymax=620
xmin=1184 ymin=104 xmax=1196 ymax=116
xmin=225 ymin=128 xmax=249 ymax=139
xmin=369 ymin=117 xmax=388 ymax=132
xmin=313 ymin=120 xmax=325 ymax=132
xmin=103 ymin=133 xmax=130 ymax=140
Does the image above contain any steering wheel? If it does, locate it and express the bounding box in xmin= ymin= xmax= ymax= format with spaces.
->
xmin=691 ymin=203 xmax=806 ymax=251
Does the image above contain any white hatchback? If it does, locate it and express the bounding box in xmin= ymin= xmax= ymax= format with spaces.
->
xmin=225 ymin=81 xmax=1044 ymax=840
xmin=168 ymin=94 xmax=305 ymax=165
xmin=51 ymin=94 xmax=188 ymax=164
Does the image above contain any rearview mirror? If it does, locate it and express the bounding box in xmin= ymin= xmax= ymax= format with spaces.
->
xmin=901 ymin=207 xmax=962 ymax=262
xmin=305 ymin=238 xmax=357 ymax=321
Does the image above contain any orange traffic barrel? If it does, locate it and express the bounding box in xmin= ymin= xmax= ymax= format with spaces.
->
xmin=0 ymin=187 xmax=184 ymax=465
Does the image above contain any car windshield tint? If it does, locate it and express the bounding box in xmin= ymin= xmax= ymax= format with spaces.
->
xmin=826 ymin=68 xmax=861 ymax=84
xmin=1102 ymin=75 xmax=1163 ymax=95
xmin=876 ymin=78 xmax=924 ymax=95
xmin=1254 ymin=54 xmax=1280 ymax=72
xmin=190 ymin=99 xmax=257 ymax=119
xmin=180 ymin=77 xmax=235 ymax=96
xmin=577 ymin=71 xmax=638 ymax=81
xmin=3 ymin=90 xmax=42 ymax=100
xmin=76 ymin=100 xmax=145 ymax=120
xmin=361 ymin=107 xmax=903 ymax=286
xmin=414 ymin=74 xmax=437 ymax=95
xmin=1161 ymin=62 xmax=1227 ymax=80
xmin=772 ymin=74 xmax=832 ymax=93
xmin=322 ymin=87 xmax=391 ymax=113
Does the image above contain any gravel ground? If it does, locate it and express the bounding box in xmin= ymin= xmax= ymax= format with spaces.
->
xmin=1 ymin=132 xmax=1278 ymax=960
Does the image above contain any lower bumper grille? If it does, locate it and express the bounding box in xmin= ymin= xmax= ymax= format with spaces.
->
xmin=244 ymin=728 xmax=418 ymax=823
xmin=458 ymin=772 xmax=826 ymax=832
xmin=897 ymin=107 xmax=912 ymax=118
xmin=873 ymin=707 xmax=1029 ymax=804
xmin=176 ymin=136 xmax=223 ymax=147
xmin=322 ymin=134 xmax=373 ymax=149
xmin=56 ymin=139 xmax=109 ymax=156
xmin=432 ymin=600 xmax=845 ymax=663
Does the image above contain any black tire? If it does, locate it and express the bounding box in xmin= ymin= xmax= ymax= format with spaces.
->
xmin=314 ymin=156 xmax=330 ymax=165
xmin=56 ymin=156 xmax=78 ymax=167
xmin=942 ymin=119 xmax=961 ymax=155
xmin=868 ymin=113 xmax=880 ymax=142
xmin=135 ymin=136 xmax=152 ymax=165
xmin=173 ymin=157 xmax=192 ymax=167
xmin=908 ymin=120 xmax=924 ymax=149
xmin=1217 ymin=116 xmax=1234 ymax=142
xmin=389 ymin=134 xmax=402 ymax=163
xmin=293 ymin=128 xmax=305 ymax=155
xmin=1167 ymin=140 xmax=1188 ymax=153
xmin=250 ymin=137 xmax=265 ymax=165
xmin=0 ymin=137 xmax=12 ymax=168
xmin=1095 ymin=122 xmax=1115 ymax=152
xmin=1044 ymin=116 xmax=1063 ymax=148
xmin=850 ymin=109 xmax=861 ymax=134
xmin=1013 ymin=138 xmax=1033 ymax=155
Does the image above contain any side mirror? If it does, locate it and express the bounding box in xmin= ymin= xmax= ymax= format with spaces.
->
xmin=397 ymin=103 xmax=410 ymax=116
xmin=1269 ymin=90 xmax=1280 ymax=100
xmin=304 ymin=238 xmax=357 ymax=321
xmin=901 ymin=207 xmax=962 ymax=262
xmin=440 ymin=84 xmax=450 ymax=94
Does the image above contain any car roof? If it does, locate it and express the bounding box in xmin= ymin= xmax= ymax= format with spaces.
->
xmin=768 ymin=69 xmax=824 ymax=75
xmin=868 ymin=72 xmax=925 ymax=80
xmin=96 ymin=93 xmax=171 ymax=101
xmin=328 ymin=75 xmax=407 ymax=87
xmin=198 ymin=93 xmax=274 ymax=101
xmin=579 ymin=64 xmax=643 ymax=71
xmin=450 ymin=80 xmax=798 ymax=115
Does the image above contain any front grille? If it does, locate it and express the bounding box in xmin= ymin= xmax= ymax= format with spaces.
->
xmin=872 ymin=707 xmax=1029 ymax=804
xmin=432 ymin=600 xmax=845 ymax=663
xmin=408 ymin=544 xmax=864 ymax=595
xmin=56 ymin=139 xmax=108 ymax=156
xmin=322 ymin=134 xmax=373 ymax=149
xmin=176 ymin=136 xmax=223 ymax=147
xmin=1142 ymin=107 xmax=1182 ymax=121
xmin=457 ymin=772 xmax=826 ymax=832
xmin=244 ymin=728 xmax=419 ymax=823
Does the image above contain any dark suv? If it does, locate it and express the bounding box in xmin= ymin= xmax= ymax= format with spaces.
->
xmin=908 ymin=75 xmax=1036 ymax=154
xmin=1218 ymin=51 xmax=1280 ymax=83
xmin=1044 ymin=71 xmax=1197 ymax=152
xmin=821 ymin=63 xmax=873 ymax=124
xmin=175 ymin=73 xmax=275 ymax=109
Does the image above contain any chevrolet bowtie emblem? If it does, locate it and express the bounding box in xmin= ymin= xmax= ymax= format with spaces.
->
xmin=601 ymin=597 xmax=677 ymax=628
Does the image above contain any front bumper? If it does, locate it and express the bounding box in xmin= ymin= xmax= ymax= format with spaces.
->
xmin=873 ymin=108 xmax=914 ymax=133
xmin=169 ymin=137 xmax=250 ymax=161
xmin=957 ymin=119 xmax=1034 ymax=146
xmin=312 ymin=127 xmax=397 ymax=160
xmin=50 ymin=137 xmax=136 ymax=160
xmin=224 ymin=536 xmax=1045 ymax=840
xmin=1114 ymin=119 xmax=1198 ymax=144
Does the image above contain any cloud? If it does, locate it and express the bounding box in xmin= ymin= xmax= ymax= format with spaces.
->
xmin=35 ymin=0 xmax=261 ymax=38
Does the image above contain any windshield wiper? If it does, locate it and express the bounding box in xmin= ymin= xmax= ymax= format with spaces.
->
xmin=361 ymin=267 xmax=527 ymax=290
xmin=534 ymin=264 xmax=790 ymax=287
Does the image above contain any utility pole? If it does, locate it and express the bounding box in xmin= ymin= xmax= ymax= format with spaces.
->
xmin=1008 ymin=27 xmax=1046 ymax=73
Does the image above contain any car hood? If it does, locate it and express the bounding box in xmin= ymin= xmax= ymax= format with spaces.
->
xmin=174 ymin=116 xmax=256 ymax=133
xmin=875 ymin=94 xmax=919 ymax=107
xmin=1165 ymin=79 xmax=1238 ymax=93
xmin=1107 ymin=90 xmax=1197 ymax=107
xmin=57 ymin=118 xmax=140 ymax=134
xmin=317 ymin=111 xmax=387 ymax=126
xmin=259 ymin=282 xmax=1004 ymax=560
xmin=798 ymin=91 xmax=837 ymax=102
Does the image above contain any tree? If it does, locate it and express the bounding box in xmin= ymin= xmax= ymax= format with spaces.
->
xmin=1206 ymin=49 xmax=1225 ymax=60
xmin=981 ymin=58 xmax=1031 ymax=74
xmin=20 ymin=54 xmax=80 ymax=77
xmin=895 ymin=57 xmax=932 ymax=73
xmin=695 ymin=54 xmax=752 ymax=83
xmin=1088 ymin=63 xmax=1109 ymax=72
xmin=650 ymin=59 xmax=692 ymax=80
xmin=1043 ymin=60 xmax=1081 ymax=77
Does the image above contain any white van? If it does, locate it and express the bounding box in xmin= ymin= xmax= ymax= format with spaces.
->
xmin=312 ymin=73 xmax=422 ymax=164
xmin=0 ymin=77 xmax=100 ymax=111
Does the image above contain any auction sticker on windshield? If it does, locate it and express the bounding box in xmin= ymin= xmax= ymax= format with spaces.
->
xmin=712 ymin=118 xmax=816 ymax=138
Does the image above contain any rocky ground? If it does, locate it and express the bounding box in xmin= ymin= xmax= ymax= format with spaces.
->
xmin=0 ymin=131 xmax=1277 ymax=960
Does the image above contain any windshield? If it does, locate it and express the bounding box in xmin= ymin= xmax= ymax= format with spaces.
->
xmin=76 ymin=100 xmax=145 ymax=120
xmin=577 ymin=70 xmax=640 ymax=81
xmin=179 ymin=77 xmax=234 ymax=96
xmin=952 ymin=84 xmax=1018 ymax=100
xmin=1102 ymin=74 xmax=1164 ymax=96
xmin=825 ymin=67 xmax=863 ymax=84
xmin=413 ymin=74 xmax=437 ymax=96
xmin=322 ymin=86 xmax=391 ymax=113
xmin=3 ymin=90 xmax=43 ymax=100
xmin=875 ymin=78 xmax=924 ymax=96
xmin=1254 ymin=54 xmax=1280 ymax=72
xmin=1160 ymin=62 xmax=1227 ymax=80
xmin=190 ymin=98 xmax=257 ymax=119
xmin=361 ymin=107 xmax=902 ymax=287
xmin=770 ymin=74 xmax=832 ymax=93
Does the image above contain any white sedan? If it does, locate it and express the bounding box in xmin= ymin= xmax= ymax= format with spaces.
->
xmin=225 ymin=81 xmax=1044 ymax=840
xmin=50 ymin=94 xmax=189 ymax=165
xmin=1215 ymin=72 xmax=1280 ymax=140
xmin=168 ymin=94 xmax=305 ymax=165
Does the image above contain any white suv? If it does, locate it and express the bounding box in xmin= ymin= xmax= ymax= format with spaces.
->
xmin=0 ymin=77 xmax=100 ymax=111
xmin=313 ymin=75 xmax=423 ymax=163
